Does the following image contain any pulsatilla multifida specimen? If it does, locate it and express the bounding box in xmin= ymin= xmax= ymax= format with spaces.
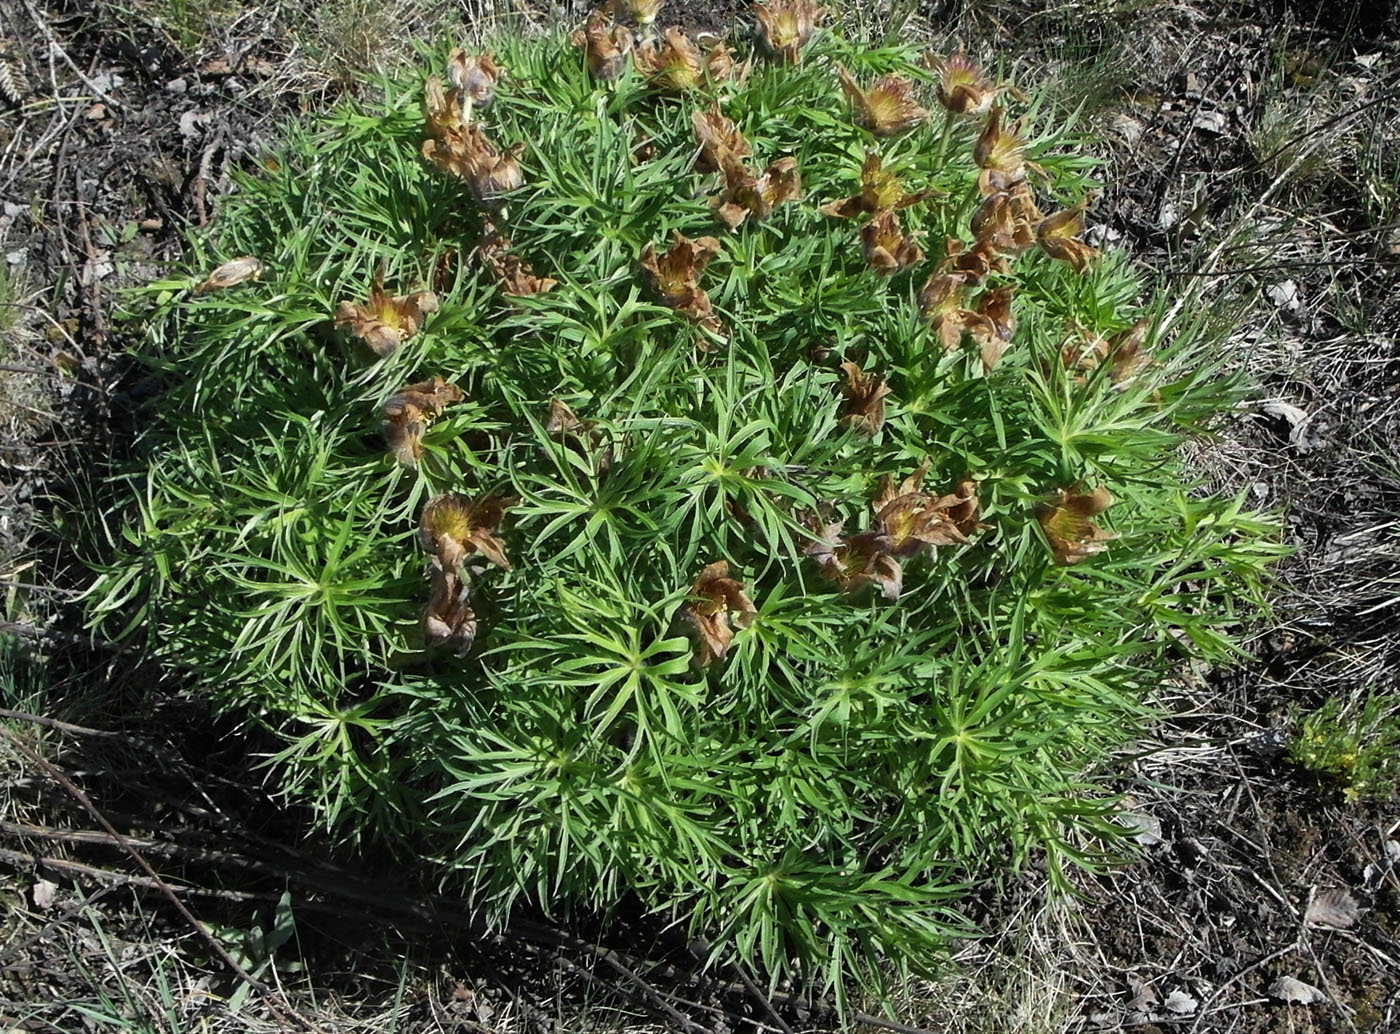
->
xmin=334 ymin=273 xmax=439 ymax=358
xmin=420 ymin=492 xmax=519 ymax=572
xmin=572 ymin=12 xmax=633 ymax=81
xmin=820 ymin=152 xmax=931 ymax=219
xmin=752 ymin=0 xmax=826 ymax=64
xmin=838 ymin=360 xmax=891 ymax=435
xmin=479 ymin=232 xmax=558 ymax=297
xmin=382 ymin=377 xmax=464 ymax=466
xmin=1036 ymin=486 xmax=1117 ymax=565
xmin=861 ymin=210 xmax=924 ymax=275
xmin=713 ymin=154 xmax=801 ymax=229
xmin=973 ymin=106 xmax=1037 ymax=195
xmin=692 ymin=107 xmax=752 ymax=174
xmin=635 ymin=28 xmax=734 ymax=91
xmin=918 ymin=273 xmax=1017 ymax=371
xmin=1036 ymin=200 xmax=1098 ymax=272
xmin=422 ymin=78 xmax=523 ymax=205
xmin=836 ymin=65 xmax=928 ymax=136
xmin=195 ymin=256 xmax=263 ymax=294
xmin=924 ymin=53 xmax=1021 ymax=116
xmin=447 ymin=49 xmax=502 ymax=111
xmin=418 ymin=492 xmax=517 ymax=654
xmin=1061 ymin=319 xmax=1152 ymax=386
xmin=806 ymin=460 xmax=983 ymax=600
xmin=640 ymin=230 xmax=724 ymax=337
xmin=681 ymin=561 xmax=756 ymax=668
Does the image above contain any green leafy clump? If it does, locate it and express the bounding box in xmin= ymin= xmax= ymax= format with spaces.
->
xmin=1289 ymin=693 xmax=1400 ymax=802
xmin=88 ymin=17 xmax=1283 ymax=999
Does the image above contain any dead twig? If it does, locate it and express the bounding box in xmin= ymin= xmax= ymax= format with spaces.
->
xmin=0 ymin=724 xmax=325 ymax=1034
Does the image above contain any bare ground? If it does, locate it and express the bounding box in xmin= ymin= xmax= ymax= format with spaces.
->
xmin=1 ymin=1 xmax=1398 ymax=1032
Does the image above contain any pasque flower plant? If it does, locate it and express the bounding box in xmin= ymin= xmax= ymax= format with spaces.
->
xmin=89 ymin=4 xmax=1283 ymax=1005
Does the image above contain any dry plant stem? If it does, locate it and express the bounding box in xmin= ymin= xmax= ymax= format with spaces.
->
xmin=1162 ymin=92 xmax=1387 ymax=333
xmin=0 ymin=724 xmax=325 ymax=1034
xmin=17 ymin=0 xmax=124 ymax=113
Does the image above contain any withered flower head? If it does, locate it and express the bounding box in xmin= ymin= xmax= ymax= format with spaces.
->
xmin=820 ymin=151 xmax=932 ymax=219
xmin=334 ymin=273 xmax=440 ymax=358
xmin=702 ymin=38 xmax=746 ymax=83
xmin=1035 ymin=486 xmax=1117 ymax=566
xmin=919 ymin=270 xmax=987 ymax=352
xmin=713 ymin=154 xmax=801 ymax=229
xmin=546 ymin=398 xmax=586 ymax=435
xmin=420 ymin=492 xmax=519 ymax=572
xmin=973 ymin=107 xmax=1033 ymax=195
xmin=682 ymin=560 xmax=756 ymax=668
xmin=422 ymin=122 xmax=524 ymax=205
xmin=941 ymin=235 xmax=1010 ymax=285
xmin=692 ymin=107 xmax=752 ymax=175
xmin=635 ymin=27 xmax=708 ymax=91
xmin=447 ymin=49 xmax=502 ymax=110
xmin=196 ymin=256 xmax=263 ymax=294
xmin=606 ymin=0 xmax=665 ymax=28
xmin=571 ymin=12 xmax=634 ymax=81
xmin=423 ymin=562 xmax=476 ymax=655
xmin=974 ymin=285 xmax=1016 ymax=371
xmin=804 ymin=520 xmax=904 ymax=602
xmin=861 ymin=210 xmax=924 ymax=275
xmin=869 ymin=458 xmax=978 ymax=557
xmin=1036 ymin=200 xmax=1097 ymax=272
xmin=1061 ymin=319 xmax=1153 ymax=386
xmin=382 ymin=376 xmax=464 ymax=467
xmin=753 ymin=0 xmax=826 ymax=64
xmin=924 ymin=53 xmax=1019 ymax=116
xmin=640 ymin=230 xmax=725 ymax=338
xmin=838 ymin=360 xmax=892 ymax=436
xmin=480 ymin=233 xmax=558 ymax=297
xmin=969 ymin=191 xmax=1036 ymax=255
xmin=836 ymin=64 xmax=928 ymax=136
xmin=424 ymin=75 xmax=466 ymax=138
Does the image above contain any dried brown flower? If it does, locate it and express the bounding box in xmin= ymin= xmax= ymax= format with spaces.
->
xmin=382 ymin=376 xmax=464 ymax=467
xmin=480 ymin=233 xmax=558 ymax=297
xmin=838 ymin=360 xmax=892 ymax=435
xmin=836 ymin=64 xmax=928 ymax=136
xmin=423 ymin=561 xmax=476 ymax=654
xmin=692 ymin=107 xmax=752 ymax=174
xmin=1035 ymin=486 xmax=1117 ymax=566
xmin=820 ymin=151 xmax=932 ymax=219
xmin=196 ymin=256 xmax=264 ymax=294
xmin=447 ymin=49 xmax=503 ymax=110
xmin=924 ymin=53 xmax=1020 ymax=116
xmin=753 ymin=0 xmax=826 ymax=64
xmin=640 ymin=230 xmax=724 ymax=337
xmin=804 ymin=520 xmax=905 ymax=601
xmin=712 ymin=154 xmax=802 ymax=229
xmin=1061 ymin=319 xmax=1152 ymax=386
xmin=869 ymin=459 xmax=979 ymax=557
xmin=681 ymin=560 xmax=756 ymax=667
xmin=334 ymin=273 xmax=440 ymax=358
xmin=420 ymin=492 xmax=519 ymax=572
xmin=422 ymin=120 xmax=524 ymax=205
xmin=973 ymin=286 xmax=1016 ymax=371
xmin=973 ymin=107 xmax=1037 ymax=195
xmin=572 ymin=13 xmax=634 ymax=81
xmin=1036 ymin=200 xmax=1097 ymax=272
xmin=941 ymin=235 xmax=1010 ymax=285
xmin=969 ymin=191 xmax=1036 ymax=255
xmin=635 ymin=28 xmax=708 ymax=91
xmin=605 ymin=0 xmax=664 ymax=28
xmin=861 ymin=210 xmax=924 ymax=275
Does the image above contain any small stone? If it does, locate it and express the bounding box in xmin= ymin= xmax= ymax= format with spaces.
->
xmin=166 ymin=77 xmax=188 ymax=94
